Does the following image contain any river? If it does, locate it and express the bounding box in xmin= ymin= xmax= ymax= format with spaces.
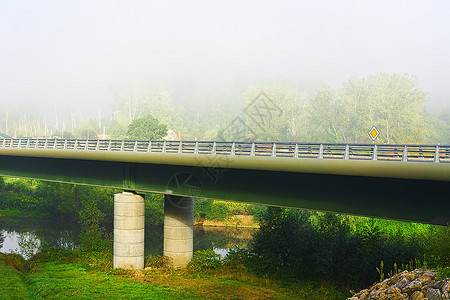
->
xmin=0 ymin=216 xmax=257 ymax=259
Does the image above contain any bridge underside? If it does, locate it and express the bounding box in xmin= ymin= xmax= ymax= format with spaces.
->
xmin=0 ymin=154 xmax=448 ymax=225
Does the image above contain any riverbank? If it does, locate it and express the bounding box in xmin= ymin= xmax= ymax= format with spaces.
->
xmin=0 ymin=208 xmax=47 ymax=218
xmin=0 ymin=250 xmax=349 ymax=299
xmin=195 ymin=215 xmax=260 ymax=228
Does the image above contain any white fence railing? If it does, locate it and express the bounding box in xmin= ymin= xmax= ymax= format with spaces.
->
xmin=1 ymin=139 xmax=449 ymax=163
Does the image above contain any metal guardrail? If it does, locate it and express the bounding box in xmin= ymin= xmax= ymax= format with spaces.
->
xmin=0 ymin=138 xmax=449 ymax=163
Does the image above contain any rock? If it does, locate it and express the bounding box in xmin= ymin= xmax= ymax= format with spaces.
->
xmin=442 ymin=291 xmax=449 ymax=300
xmin=442 ymin=281 xmax=450 ymax=293
xmin=410 ymin=291 xmax=425 ymax=300
xmin=348 ymin=270 xmax=449 ymax=300
xmin=419 ymin=276 xmax=433 ymax=284
xmin=354 ymin=289 xmax=369 ymax=299
xmin=377 ymin=292 xmax=388 ymax=300
xmin=423 ymin=271 xmax=436 ymax=279
xmin=395 ymin=277 xmax=410 ymax=290
xmin=424 ymin=288 xmax=441 ymax=300
xmin=403 ymin=273 xmax=415 ymax=281
xmin=433 ymin=280 xmax=446 ymax=290
xmin=386 ymin=286 xmax=401 ymax=295
xmin=405 ymin=279 xmax=422 ymax=295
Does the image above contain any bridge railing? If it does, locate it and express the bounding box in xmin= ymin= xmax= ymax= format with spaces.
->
xmin=1 ymin=138 xmax=449 ymax=163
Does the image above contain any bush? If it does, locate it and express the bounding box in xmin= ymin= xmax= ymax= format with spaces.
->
xmin=248 ymin=207 xmax=432 ymax=289
xmin=188 ymin=249 xmax=223 ymax=271
xmin=145 ymin=255 xmax=171 ymax=269
xmin=144 ymin=193 xmax=164 ymax=226
xmin=247 ymin=204 xmax=267 ymax=223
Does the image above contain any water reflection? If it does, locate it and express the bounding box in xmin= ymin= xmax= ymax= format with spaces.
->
xmin=144 ymin=226 xmax=257 ymax=257
xmin=0 ymin=217 xmax=80 ymax=256
xmin=0 ymin=217 xmax=257 ymax=259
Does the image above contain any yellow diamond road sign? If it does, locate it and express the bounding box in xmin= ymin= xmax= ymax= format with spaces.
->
xmin=369 ymin=126 xmax=379 ymax=141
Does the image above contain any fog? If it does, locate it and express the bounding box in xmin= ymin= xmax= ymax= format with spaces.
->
xmin=1 ymin=0 xmax=450 ymax=122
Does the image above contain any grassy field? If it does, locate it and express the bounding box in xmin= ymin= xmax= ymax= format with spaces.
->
xmin=0 ymin=251 xmax=348 ymax=300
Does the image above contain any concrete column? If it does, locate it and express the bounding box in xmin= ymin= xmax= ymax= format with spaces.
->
xmin=164 ymin=195 xmax=194 ymax=268
xmin=113 ymin=192 xmax=145 ymax=270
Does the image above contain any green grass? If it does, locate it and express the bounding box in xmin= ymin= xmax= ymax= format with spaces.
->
xmin=0 ymin=260 xmax=198 ymax=300
xmin=23 ymin=262 xmax=192 ymax=299
xmin=0 ymin=263 xmax=28 ymax=299
xmin=0 ymin=249 xmax=350 ymax=300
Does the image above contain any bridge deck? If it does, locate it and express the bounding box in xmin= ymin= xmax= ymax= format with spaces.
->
xmin=0 ymin=139 xmax=449 ymax=225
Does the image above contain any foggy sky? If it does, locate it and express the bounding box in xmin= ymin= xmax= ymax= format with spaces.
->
xmin=1 ymin=0 xmax=450 ymax=117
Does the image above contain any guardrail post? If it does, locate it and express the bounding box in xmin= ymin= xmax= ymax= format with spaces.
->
xmin=133 ymin=141 xmax=138 ymax=152
xmin=194 ymin=142 xmax=198 ymax=154
xmin=178 ymin=141 xmax=182 ymax=154
xmin=54 ymin=139 xmax=57 ymax=149
xmin=402 ymin=145 xmax=408 ymax=162
xmin=372 ymin=145 xmax=378 ymax=161
xmin=294 ymin=144 xmax=298 ymax=158
xmin=318 ymin=144 xmax=323 ymax=159
xmin=231 ymin=142 xmax=235 ymax=155
xmin=212 ymin=142 xmax=216 ymax=155
xmin=250 ymin=143 xmax=255 ymax=156
xmin=1 ymin=139 xmax=5 ymax=147
xmin=120 ymin=141 xmax=124 ymax=151
xmin=108 ymin=140 xmax=112 ymax=151
xmin=434 ymin=146 xmax=440 ymax=163
xmin=162 ymin=141 xmax=167 ymax=152
xmin=272 ymin=143 xmax=276 ymax=157
xmin=148 ymin=141 xmax=152 ymax=152
xmin=344 ymin=144 xmax=349 ymax=159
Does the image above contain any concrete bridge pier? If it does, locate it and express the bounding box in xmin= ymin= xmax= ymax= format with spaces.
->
xmin=113 ymin=192 xmax=145 ymax=270
xmin=164 ymin=195 xmax=194 ymax=268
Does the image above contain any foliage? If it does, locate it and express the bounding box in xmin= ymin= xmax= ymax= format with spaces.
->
xmin=126 ymin=114 xmax=168 ymax=140
xmin=78 ymin=199 xmax=105 ymax=250
xmin=241 ymin=83 xmax=309 ymax=142
xmin=427 ymin=225 xmax=450 ymax=267
xmin=17 ymin=233 xmax=41 ymax=260
xmin=247 ymin=207 xmax=436 ymax=289
xmin=187 ymin=249 xmax=223 ymax=271
xmin=144 ymin=192 xmax=164 ymax=226
xmin=337 ymin=73 xmax=431 ymax=143
xmin=145 ymin=255 xmax=171 ymax=269
xmin=247 ymin=204 xmax=267 ymax=223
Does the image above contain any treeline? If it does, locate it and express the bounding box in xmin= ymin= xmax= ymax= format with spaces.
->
xmin=0 ymin=177 xmax=266 ymax=226
xmin=1 ymin=73 xmax=449 ymax=144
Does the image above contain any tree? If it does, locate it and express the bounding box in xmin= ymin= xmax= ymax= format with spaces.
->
xmin=114 ymin=80 xmax=186 ymax=136
xmin=308 ymin=86 xmax=346 ymax=143
xmin=126 ymin=114 xmax=167 ymax=140
xmin=236 ymin=83 xmax=309 ymax=142
xmin=337 ymin=73 xmax=432 ymax=143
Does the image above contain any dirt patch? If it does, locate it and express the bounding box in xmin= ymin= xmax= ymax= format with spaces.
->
xmin=196 ymin=215 xmax=259 ymax=228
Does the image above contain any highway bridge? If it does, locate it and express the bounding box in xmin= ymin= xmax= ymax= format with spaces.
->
xmin=1 ymin=138 xmax=449 ymax=269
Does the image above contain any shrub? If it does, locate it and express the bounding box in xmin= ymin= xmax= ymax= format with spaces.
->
xmin=188 ymin=249 xmax=223 ymax=271
xmin=145 ymin=255 xmax=171 ymax=269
